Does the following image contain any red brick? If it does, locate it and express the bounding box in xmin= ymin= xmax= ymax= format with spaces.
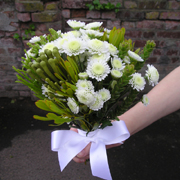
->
xmin=157 ymin=32 xmax=180 ymax=39
xmin=138 ymin=1 xmax=167 ymax=9
xmin=19 ymin=91 xmax=31 ymax=97
xmin=176 ymin=41 xmax=180 ymax=47
xmin=124 ymin=1 xmax=137 ymax=9
xmin=46 ymin=21 xmax=62 ymax=31
xmin=167 ymin=1 xmax=180 ymax=10
xmin=15 ymin=1 xmax=44 ymax=12
xmin=146 ymin=12 xmax=159 ymax=19
xmin=17 ymin=13 xmax=31 ymax=22
xmin=107 ymin=20 xmax=121 ymax=29
xmin=121 ymin=22 xmax=135 ymax=29
xmin=146 ymin=57 xmax=157 ymax=64
xmin=62 ymin=9 xmax=70 ymax=18
xmin=166 ymin=49 xmax=178 ymax=56
xmin=137 ymin=20 xmax=165 ymax=29
xmin=0 ymin=48 xmax=7 ymax=55
xmin=134 ymin=40 xmax=147 ymax=47
xmin=0 ymin=38 xmax=22 ymax=48
xmin=125 ymin=31 xmax=142 ymax=38
xmin=36 ymin=23 xmax=48 ymax=32
xmin=71 ymin=10 xmax=86 ymax=18
xmin=165 ymin=21 xmax=180 ymax=30
xmin=35 ymin=30 xmax=44 ymax=36
xmin=102 ymin=11 xmax=116 ymax=19
xmin=171 ymin=57 xmax=180 ymax=63
xmin=10 ymin=22 xmax=19 ymax=28
xmin=62 ymin=0 xmax=86 ymax=9
xmin=143 ymin=32 xmax=155 ymax=38
xmin=0 ymin=31 xmax=5 ymax=38
xmin=31 ymin=11 xmax=62 ymax=22
xmin=45 ymin=2 xmax=59 ymax=10
xmin=8 ymin=48 xmax=23 ymax=56
xmin=160 ymin=12 xmax=180 ymax=20
xmin=118 ymin=11 xmax=144 ymax=20
xmin=155 ymin=41 xmax=166 ymax=48
xmin=153 ymin=49 xmax=163 ymax=56
xmin=86 ymin=10 xmax=101 ymax=19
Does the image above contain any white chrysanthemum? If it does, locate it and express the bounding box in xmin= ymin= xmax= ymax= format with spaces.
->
xmin=129 ymin=73 xmax=146 ymax=91
xmin=43 ymin=34 xmax=47 ymax=38
xmin=41 ymin=84 xmax=50 ymax=97
xmin=84 ymin=22 xmax=103 ymax=30
xmin=54 ymin=37 xmax=68 ymax=52
xmin=86 ymin=59 xmax=111 ymax=81
xmin=62 ymin=38 xmax=86 ymax=56
xmin=107 ymin=43 xmax=118 ymax=56
xmin=123 ymin=56 xmax=131 ymax=64
xmin=79 ymin=51 xmax=90 ymax=62
xmin=128 ymin=50 xmax=144 ymax=62
xmin=88 ymin=39 xmax=108 ymax=54
xmin=76 ymin=79 xmax=94 ymax=90
xmin=111 ymin=69 xmax=123 ymax=79
xmin=145 ymin=64 xmax=159 ymax=86
xmin=98 ymin=88 xmax=111 ymax=102
xmin=67 ymin=19 xmax=85 ymax=30
xmin=88 ymin=53 xmax=110 ymax=62
xmin=39 ymin=42 xmax=56 ymax=54
xmin=67 ymin=97 xmax=79 ymax=114
xmin=78 ymin=72 xmax=89 ymax=80
xmin=142 ymin=94 xmax=149 ymax=106
xmin=25 ymin=48 xmax=36 ymax=58
xmin=111 ymin=57 xmax=125 ymax=70
xmin=57 ymin=30 xmax=61 ymax=35
xmin=75 ymin=89 xmax=95 ymax=106
xmin=85 ymin=29 xmax=104 ymax=38
xmin=62 ymin=31 xmax=81 ymax=38
xmin=89 ymin=93 xmax=104 ymax=111
xmin=104 ymin=28 xmax=111 ymax=34
xmin=29 ymin=36 xmax=41 ymax=43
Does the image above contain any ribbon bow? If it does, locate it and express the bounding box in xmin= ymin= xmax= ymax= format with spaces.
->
xmin=51 ymin=120 xmax=130 ymax=180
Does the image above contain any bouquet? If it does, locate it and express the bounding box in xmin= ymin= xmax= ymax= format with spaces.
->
xmin=13 ymin=20 xmax=159 ymax=180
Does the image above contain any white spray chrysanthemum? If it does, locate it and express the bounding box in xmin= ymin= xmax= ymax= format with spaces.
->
xmin=88 ymin=39 xmax=108 ymax=54
xmin=54 ymin=37 xmax=68 ymax=52
xmin=84 ymin=22 xmax=103 ymax=30
xmin=62 ymin=37 xmax=87 ymax=56
xmin=78 ymin=72 xmax=89 ymax=80
xmin=98 ymin=88 xmax=111 ymax=102
xmin=111 ymin=57 xmax=125 ymax=70
xmin=88 ymin=53 xmax=110 ymax=62
xmin=145 ymin=64 xmax=159 ymax=86
xmin=123 ymin=56 xmax=131 ymax=64
xmin=89 ymin=93 xmax=104 ymax=111
xmin=29 ymin=36 xmax=41 ymax=43
xmin=111 ymin=69 xmax=123 ymax=79
xmin=75 ymin=89 xmax=95 ymax=106
xmin=85 ymin=29 xmax=104 ymax=38
xmin=142 ymin=94 xmax=149 ymax=106
xmin=128 ymin=50 xmax=144 ymax=62
xmin=41 ymin=84 xmax=50 ymax=97
xmin=76 ymin=79 xmax=94 ymax=90
xmin=25 ymin=48 xmax=36 ymax=58
xmin=67 ymin=19 xmax=85 ymax=30
xmin=67 ymin=97 xmax=79 ymax=114
xmin=86 ymin=59 xmax=111 ymax=81
xmin=129 ymin=73 xmax=146 ymax=91
xmin=57 ymin=30 xmax=61 ymax=36
xmin=107 ymin=42 xmax=118 ymax=57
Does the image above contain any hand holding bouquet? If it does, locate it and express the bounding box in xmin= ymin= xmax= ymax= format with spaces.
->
xmin=13 ymin=20 xmax=159 ymax=179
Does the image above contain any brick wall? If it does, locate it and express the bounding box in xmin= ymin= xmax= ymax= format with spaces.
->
xmin=0 ymin=0 xmax=180 ymax=98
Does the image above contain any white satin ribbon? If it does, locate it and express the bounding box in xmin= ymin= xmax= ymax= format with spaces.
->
xmin=51 ymin=120 xmax=130 ymax=180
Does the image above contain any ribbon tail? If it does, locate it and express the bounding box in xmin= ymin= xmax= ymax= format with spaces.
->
xmin=90 ymin=141 xmax=112 ymax=180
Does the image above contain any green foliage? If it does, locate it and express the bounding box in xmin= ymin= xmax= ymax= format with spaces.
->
xmin=86 ymin=0 xmax=121 ymax=12
xmin=13 ymin=23 xmax=36 ymax=41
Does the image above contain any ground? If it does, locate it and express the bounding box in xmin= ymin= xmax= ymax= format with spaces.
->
xmin=0 ymin=97 xmax=180 ymax=180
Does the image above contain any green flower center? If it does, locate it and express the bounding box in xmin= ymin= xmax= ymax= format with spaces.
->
xmin=112 ymin=70 xmax=121 ymax=77
xmin=92 ymin=63 xmax=105 ymax=75
xmin=68 ymin=40 xmax=80 ymax=52
xmin=112 ymin=59 xmax=122 ymax=69
xmin=135 ymin=76 xmax=143 ymax=85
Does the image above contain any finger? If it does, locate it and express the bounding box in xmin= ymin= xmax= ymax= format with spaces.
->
xmin=76 ymin=143 xmax=91 ymax=158
xmin=70 ymin=127 xmax=78 ymax=133
xmin=106 ymin=143 xmax=122 ymax=149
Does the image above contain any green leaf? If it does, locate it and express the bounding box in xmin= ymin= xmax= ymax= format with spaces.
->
xmin=35 ymin=100 xmax=52 ymax=111
xmin=33 ymin=115 xmax=53 ymax=121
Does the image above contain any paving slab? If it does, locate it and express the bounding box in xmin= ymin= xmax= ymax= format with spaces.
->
xmin=0 ymin=98 xmax=180 ymax=180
